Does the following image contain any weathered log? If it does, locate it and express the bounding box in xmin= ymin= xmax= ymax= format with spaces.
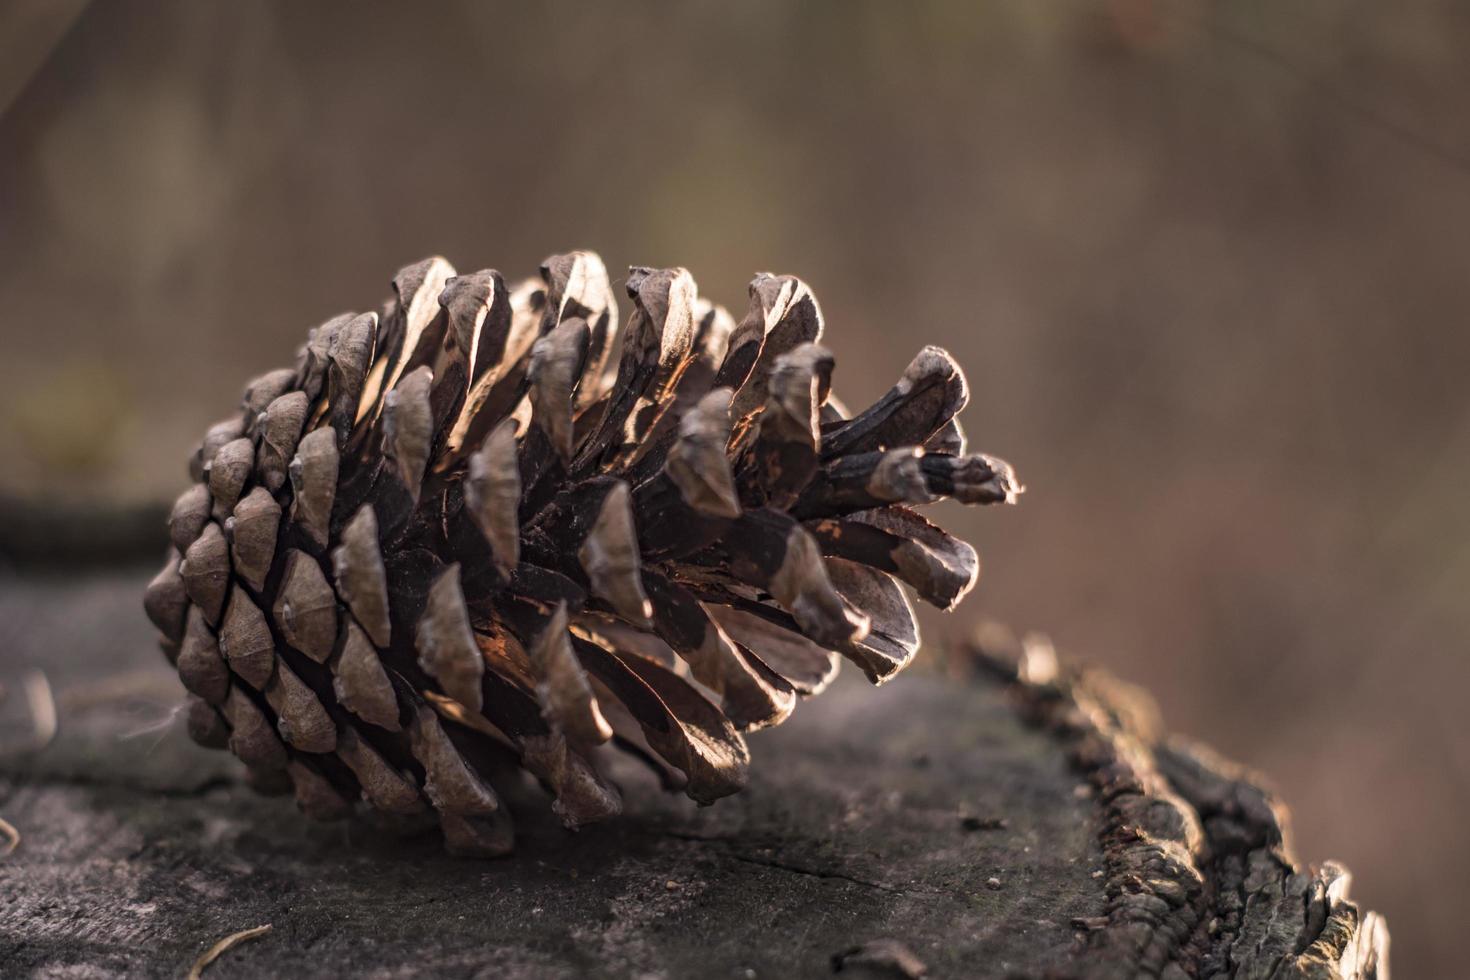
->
xmin=0 ymin=568 xmax=1385 ymax=979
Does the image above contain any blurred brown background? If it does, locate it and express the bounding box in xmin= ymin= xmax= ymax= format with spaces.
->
xmin=2 ymin=1 xmax=1466 ymax=973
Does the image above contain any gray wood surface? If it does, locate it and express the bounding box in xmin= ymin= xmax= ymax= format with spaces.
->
xmin=0 ymin=569 xmax=1386 ymax=979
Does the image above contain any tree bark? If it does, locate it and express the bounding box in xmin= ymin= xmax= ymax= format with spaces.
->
xmin=0 ymin=569 xmax=1387 ymax=979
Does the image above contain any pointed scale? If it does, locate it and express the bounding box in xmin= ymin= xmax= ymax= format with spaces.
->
xmin=530 ymin=602 xmax=613 ymax=746
xmin=217 ymin=589 xmax=277 ymax=689
xmin=675 ymin=298 xmax=735 ymax=413
xmin=463 ymin=418 xmax=521 ymax=577
xmin=168 ymin=484 xmax=211 ymax=553
xmin=631 ymin=388 xmax=741 ymax=561
xmin=664 ymin=387 xmax=741 ymax=519
xmin=273 ymin=549 xmax=338 ymax=662
xmin=519 ymin=734 xmax=621 ymax=828
xmin=332 ymin=505 xmax=392 ymax=649
xmin=540 ymin=251 xmax=619 ymax=412
xmin=619 ymin=573 xmax=794 ymax=732
xmin=571 ymin=267 xmax=697 ymax=472
xmin=176 ymin=605 xmax=230 ymax=705
xmin=720 ymin=509 xmax=869 ymax=651
xmin=242 ymin=368 xmax=297 ymax=419
xmin=703 ymin=603 xmax=839 ymax=696
xmin=144 ymin=551 xmax=189 ymax=643
xmin=440 ymin=270 xmax=510 ymax=385
xmin=180 ymin=522 xmax=230 ymax=626
xmin=794 ymin=447 xmax=1021 ymax=517
xmin=720 ymin=274 xmax=824 ymax=427
xmin=365 ymin=258 xmax=456 ymax=426
xmin=265 ymin=658 xmax=337 ymax=753
xmin=415 ymin=564 xmax=486 ymax=712
xmin=826 ymin=559 xmax=920 ymax=684
xmin=408 ymin=701 xmax=501 ymax=816
xmin=819 ymin=346 xmax=967 ymax=460
xmin=296 ymin=313 xmax=351 ymax=403
xmin=573 ymin=637 xmax=749 ymax=805
xmin=190 ymin=417 xmax=244 ymax=483
xmin=256 ymin=390 xmax=309 ymax=492
xmin=207 ymin=437 xmax=253 ymax=522
xmin=806 ymin=506 xmax=979 ymax=610
xmin=228 ymin=487 xmax=281 ymax=592
xmin=382 ymin=364 xmax=434 ymax=504
xmin=740 ymin=342 xmax=832 ymax=509
xmin=335 ymin=725 xmax=424 ymax=815
xmin=184 ymin=696 xmax=230 ymax=749
xmin=447 ymin=276 xmax=545 ymax=456
xmin=527 ymin=316 xmax=592 ymax=462
xmin=288 ymin=427 xmax=338 ymax=552
xmin=332 ymin=619 xmax=401 ymax=731
xmin=578 ymin=481 xmax=652 ymax=625
xmin=224 ymin=686 xmax=288 ymax=771
xmin=325 ymin=312 xmax=377 ymax=446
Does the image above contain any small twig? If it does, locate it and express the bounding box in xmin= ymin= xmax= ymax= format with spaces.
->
xmin=187 ymin=924 xmax=272 ymax=980
xmin=0 ymin=816 xmax=19 ymax=857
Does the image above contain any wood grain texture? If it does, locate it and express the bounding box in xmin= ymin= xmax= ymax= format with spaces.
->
xmin=0 ymin=570 xmax=1385 ymax=979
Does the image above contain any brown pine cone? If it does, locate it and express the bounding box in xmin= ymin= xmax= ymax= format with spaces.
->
xmin=142 ymin=251 xmax=1022 ymax=855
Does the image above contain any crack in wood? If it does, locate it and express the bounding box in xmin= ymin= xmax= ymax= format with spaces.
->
xmin=662 ymin=829 xmax=908 ymax=895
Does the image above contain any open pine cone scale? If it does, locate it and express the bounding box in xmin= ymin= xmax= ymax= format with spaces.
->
xmin=143 ymin=250 xmax=1021 ymax=855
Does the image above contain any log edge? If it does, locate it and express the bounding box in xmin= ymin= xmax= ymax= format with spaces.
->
xmin=965 ymin=627 xmax=1389 ymax=980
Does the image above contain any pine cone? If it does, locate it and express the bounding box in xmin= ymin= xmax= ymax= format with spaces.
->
xmin=143 ymin=251 xmax=1022 ymax=855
